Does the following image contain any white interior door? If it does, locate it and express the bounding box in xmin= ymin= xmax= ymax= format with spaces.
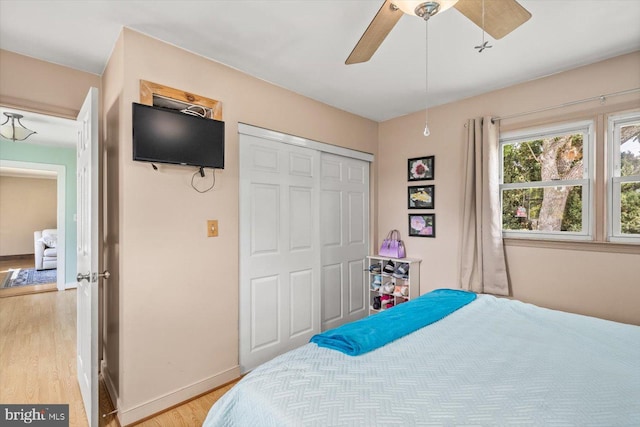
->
xmin=76 ymin=87 xmax=99 ymax=427
xmin=320 ymin=153 xmax=369 ymax=331
xmin=239 ymin=134 xmax=321 ymax=373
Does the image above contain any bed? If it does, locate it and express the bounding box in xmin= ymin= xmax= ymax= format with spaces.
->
xmin=204 ymin=290 xmax=640 ymax=426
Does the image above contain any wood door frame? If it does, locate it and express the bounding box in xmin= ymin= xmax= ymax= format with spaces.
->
xmin=0 ymin=159 xmax=66 ymax=290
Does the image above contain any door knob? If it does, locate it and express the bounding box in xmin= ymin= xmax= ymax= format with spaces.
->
xmin=77 ymin=271 xmax=110 ymax=282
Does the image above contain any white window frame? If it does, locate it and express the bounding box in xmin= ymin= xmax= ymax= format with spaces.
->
xmin=500 ymin=120 xmax=595 ymax=241
xmin=607 ymin=111 xmax=640 ymax=244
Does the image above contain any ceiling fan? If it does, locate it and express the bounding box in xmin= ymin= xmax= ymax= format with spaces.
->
xmin=346 ymin=0 xmax=532 ymax=64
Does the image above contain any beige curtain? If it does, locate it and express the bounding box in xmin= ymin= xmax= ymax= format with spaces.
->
xmin=460 ymin=116 xmax=509 ymax=295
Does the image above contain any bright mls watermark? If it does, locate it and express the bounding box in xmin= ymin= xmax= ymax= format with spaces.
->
xmin=0 ymin=404 xmax=68 ymax=426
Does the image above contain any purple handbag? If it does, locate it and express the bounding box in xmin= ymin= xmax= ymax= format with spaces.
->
xmin=379 ymin=229 xmax=406 ymax=259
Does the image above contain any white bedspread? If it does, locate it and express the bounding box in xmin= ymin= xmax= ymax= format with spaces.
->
xmin=204 ymin=295 xmax=640 ymax=426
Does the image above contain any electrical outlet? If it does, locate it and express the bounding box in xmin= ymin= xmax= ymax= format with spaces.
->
xmin=207 ymin=220 xmax=218 ymax=237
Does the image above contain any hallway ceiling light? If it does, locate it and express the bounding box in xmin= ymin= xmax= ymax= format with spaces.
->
xmin=0 ymin=112 xmax=37 ymax=141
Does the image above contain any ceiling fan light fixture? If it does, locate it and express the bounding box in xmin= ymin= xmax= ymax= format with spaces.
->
xmin=346 ymin=0 xmax=531 ymax=65
xmin=0 ymin=112 xmax=37 ymax=142
xmin=392 ymin=0 xmax=458 ymax=20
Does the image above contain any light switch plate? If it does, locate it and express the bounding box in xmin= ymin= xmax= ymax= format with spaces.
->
xmin=207 ymin=220 xmax=218 ymax=237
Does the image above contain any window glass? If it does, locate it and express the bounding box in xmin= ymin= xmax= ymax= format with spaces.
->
xmin=620 ymin=182 xmax=640 ymax=234
xmin=502 ymin=186 xmax=583 ymax=232
xmin=503 ymin=133 xmax=584 ymax=184
xmin=609 ymin=113 xmax=640 ymax=242
xmin=619 ymin=123 xmax=640 ymax=177
xmin=500 ymin=121 xmax=592 ymax=240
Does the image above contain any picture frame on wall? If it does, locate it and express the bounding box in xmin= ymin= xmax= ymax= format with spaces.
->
xmin=408 ymin=185 xmax=434 ymax=209
xmin=408 ymin=156 xmax=434 ymax=181
xmin=408 ymin=213 xmax=436 ymax=238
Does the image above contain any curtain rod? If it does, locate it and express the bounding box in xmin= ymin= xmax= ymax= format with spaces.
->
xmin=494 ymin=88 xmax=640 ymax=121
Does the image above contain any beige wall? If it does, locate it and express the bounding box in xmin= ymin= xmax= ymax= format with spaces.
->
xmin=0 ymin=49 xmax=101 ymax=119
xmin=108 ymin=28 xmax=378 ymax=424
xmin=379 ymin=51 xmax=640 ymax=326
xmin=0 ymin=176 xmax=57 ymax=256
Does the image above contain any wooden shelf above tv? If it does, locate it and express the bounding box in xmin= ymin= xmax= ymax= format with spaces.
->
xmin=139 ymin=80 xmax=222 ymax=120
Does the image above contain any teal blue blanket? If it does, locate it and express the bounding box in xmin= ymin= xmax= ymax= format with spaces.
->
xmin=310 ymin=289 xmax=476 ymax=356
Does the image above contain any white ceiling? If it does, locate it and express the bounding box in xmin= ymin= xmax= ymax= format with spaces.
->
xmin=1 ymin=0 xmax=639 ymax=123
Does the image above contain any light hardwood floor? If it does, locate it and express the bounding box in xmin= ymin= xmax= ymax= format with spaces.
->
xmin=0 ymin=289 xmax=238 ymax=427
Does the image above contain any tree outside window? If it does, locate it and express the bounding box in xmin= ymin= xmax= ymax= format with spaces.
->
xmin=500 ymin=121 xmax=593 ymax=240
xmin=609 ymin=113 xmax=640 ymax=241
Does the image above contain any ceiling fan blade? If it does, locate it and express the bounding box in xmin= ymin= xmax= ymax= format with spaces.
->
xmin=454 ymin=0 xmax=532 ymax=40
xmin=345 ymin=0 xmax=403 ymax=65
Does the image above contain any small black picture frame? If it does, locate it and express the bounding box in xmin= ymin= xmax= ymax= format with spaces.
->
xmin=408 ymin=185 xmax=434 ymax=209
xmin=408 ymin=155 xmax=434 ymax=181
xmin=408 ymin=213 xmax=436 ymax=238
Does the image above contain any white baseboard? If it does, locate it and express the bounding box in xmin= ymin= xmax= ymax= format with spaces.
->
xmin=118 ymin=365 xmax=240 ymax=426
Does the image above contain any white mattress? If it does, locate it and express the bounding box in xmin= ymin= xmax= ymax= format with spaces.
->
xmin=204 ymin=295 xmax=640 ymax=426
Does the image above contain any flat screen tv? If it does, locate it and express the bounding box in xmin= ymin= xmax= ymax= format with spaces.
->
xmin=132 ymin=102 xmax=225 ymax=169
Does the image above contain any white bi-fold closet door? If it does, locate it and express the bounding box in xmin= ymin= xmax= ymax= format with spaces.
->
xmin=320 ymin=153 xmax=370 ymax=331
xmin=239 ymin=124 xmax=371 ymax=373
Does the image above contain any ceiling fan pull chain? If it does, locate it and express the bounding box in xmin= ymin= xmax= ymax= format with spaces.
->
xmin=423 ymin=17 xmax=430 ymax=137
xmin=475 ymin=0 xmax=493 ymax=53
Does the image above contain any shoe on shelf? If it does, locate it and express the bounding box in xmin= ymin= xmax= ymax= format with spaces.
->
xmin=393 ymin=285 xmax=409 ymax=297
xmin=381 ymin=282 xmax=395 ymax=294
xmin=370 ymin=281 xmax=381 ymax=291
xmin=392 ymin=263 xmax=410 ymax=279
xmin=368 ymin=263 xmax=382 ymax=274
xmin=380 ymin=295 xmax=394 ymax=309
xmin=373 ymin=296 xmax=381 ymax=310
xmin=383 ymin=260 xmax=395 ymax=275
